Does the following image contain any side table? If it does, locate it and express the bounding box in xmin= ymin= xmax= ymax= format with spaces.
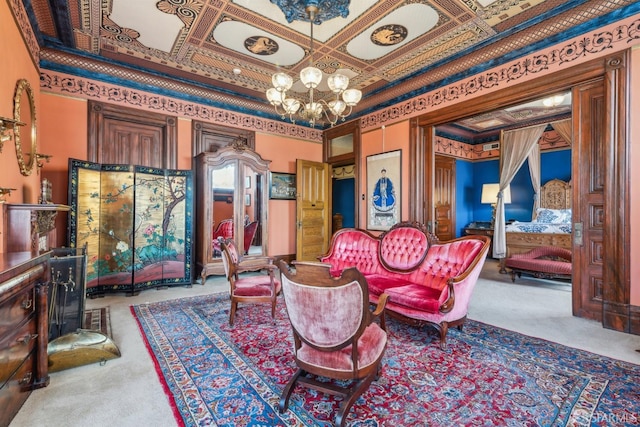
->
xmin=463 ymin=225 xmax=494 ymax=258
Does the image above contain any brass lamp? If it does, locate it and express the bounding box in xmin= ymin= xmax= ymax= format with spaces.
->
xmin=481 ymin=183 xmax=511 ymax=227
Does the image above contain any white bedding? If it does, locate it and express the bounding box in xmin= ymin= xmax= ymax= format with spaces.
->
xmin=505 ymin=221 xmax=571 ymax=234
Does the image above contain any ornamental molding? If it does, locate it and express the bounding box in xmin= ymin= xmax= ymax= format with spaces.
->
xmin=360 ymin=15 xmax=640 ymax=131
xmin=40 ymin=70 xmax=323 ymax=142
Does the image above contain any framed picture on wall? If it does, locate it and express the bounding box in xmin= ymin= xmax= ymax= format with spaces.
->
xmin=269 ymin=172 xmax=296 ymax=200
xmin=366 ymin=150 xmax=401 ymax=231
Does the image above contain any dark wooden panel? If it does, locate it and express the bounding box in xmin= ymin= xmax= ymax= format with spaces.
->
xmin=192 ymin=121 xmax=254 ymax=155
xmin=573 ymin=78 xmax=605 ymax=321
xmin=88 ymin=101 xmax=177 ymax=169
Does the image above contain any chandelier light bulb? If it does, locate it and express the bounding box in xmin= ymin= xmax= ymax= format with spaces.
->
xmin=266 ymin=88 xmax=283 ymax=106
xmin=342 ymin=88 xmax=362 ymax=106
xmin=272 ymin=72 xmax=293 ymax=91
xmin=328 ymin=100 xmax=346 ymax=116
xmin=300 ymin=66 xmax=322 ymax=89
xmin=283 ymin=98 xmax=301 ymax=115
xmin=328 ymin=74 xmax=349 ymax=93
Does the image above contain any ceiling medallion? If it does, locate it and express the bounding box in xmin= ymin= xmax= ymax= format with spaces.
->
xmin=244 ymin=36 xmax=279 ymax=55
xmin=371 ymin=25 xmax=408 ymax=46
xmin=270 ymin=0 xmax=351 ymax=23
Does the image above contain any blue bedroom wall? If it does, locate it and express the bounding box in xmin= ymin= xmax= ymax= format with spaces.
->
xmin=454 ymin=148 xmax=571 ymax=237
xmin=332 ymin=177 xmax=356 ymax=228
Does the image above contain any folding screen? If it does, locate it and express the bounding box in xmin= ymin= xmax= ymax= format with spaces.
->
xmin=68 ymin=159 xmax=193 ymax=295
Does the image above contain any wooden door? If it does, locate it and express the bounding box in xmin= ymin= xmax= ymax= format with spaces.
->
xmin=88 ymin=101 xmax=177 ymax=168
xmin=296 ymin=160 xmax=331 ymax=261
xmin=434 ymin=155 xmax=455 ymax=241
xmin=572 ymin=79 xmax=604 ymax=321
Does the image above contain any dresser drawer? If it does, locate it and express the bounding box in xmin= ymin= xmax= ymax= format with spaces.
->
xmin=0 ymin=318 xmax=37 ymax=387
xmin=0 ymin=284 xmax=35 ymax=339
xmin=0 ymin=350 xmax=35 ymax=427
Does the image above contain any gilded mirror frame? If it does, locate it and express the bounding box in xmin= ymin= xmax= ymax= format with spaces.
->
xmin=13 ymin=79 xmax=37 ymax=176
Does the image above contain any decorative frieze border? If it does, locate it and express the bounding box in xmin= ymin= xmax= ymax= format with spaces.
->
xmin=436 ymin=130 xmax=570 ymax=161
xmin=39 ymin=70 xmax=324 ymax=142
xmin=8 ymin=0 xmax=40 ymax=68
xmin=360 ymin=15 xmax=640 ymax=131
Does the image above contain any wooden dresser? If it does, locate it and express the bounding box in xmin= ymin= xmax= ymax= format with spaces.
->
xmin=0 ymin=252 xmax=50 ymax=427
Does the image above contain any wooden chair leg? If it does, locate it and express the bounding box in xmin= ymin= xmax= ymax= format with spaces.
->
xmin=439 ymin=322 xmax=449 ymax=350
xmin=279 ymin=369 xmax=303 ymax=413
xmin=335 ymin=374 xmax=376 ymax=427
xmin=229 ymin=301 xmax=237 ymax=326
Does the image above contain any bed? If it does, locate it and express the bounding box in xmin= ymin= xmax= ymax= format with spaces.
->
xmin=499 ymin=179 xmax=572 ymax=273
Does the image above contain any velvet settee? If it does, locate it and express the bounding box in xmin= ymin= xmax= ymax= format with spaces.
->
xmin=319 ymin=222 xmax=490 ymax=349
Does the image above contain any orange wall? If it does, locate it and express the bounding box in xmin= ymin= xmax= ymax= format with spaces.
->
xmin=360 ymin=122 xmax=410 ymax=232
xmin=255 ymin=133 xmax=322 ymax=256
xmin=0 ymin=2 xmax=41 ymax=252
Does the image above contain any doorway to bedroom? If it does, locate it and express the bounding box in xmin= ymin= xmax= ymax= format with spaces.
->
xmin=413 ymin=51 xmax=630 ymax=326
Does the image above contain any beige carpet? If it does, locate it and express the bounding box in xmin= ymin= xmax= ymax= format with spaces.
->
xmin=9 ymin=260 xmax=640 ymax=427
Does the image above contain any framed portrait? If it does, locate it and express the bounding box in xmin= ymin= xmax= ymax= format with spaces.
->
xmin=366 ymin=150 xmax=401 ymax=231
xmin=269 ymin=172 xmax=296 ymax=200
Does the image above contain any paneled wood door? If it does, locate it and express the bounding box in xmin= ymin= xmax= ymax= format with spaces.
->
xmin=434 ymin=155 xmax=455 ymax=241
xmin=88 ymin=101 xmax=177 ymax=169
xmin=296 ymin=160 xmax=331 ymax=261
xmin=572 ymin=79 xmax=605 ymax=322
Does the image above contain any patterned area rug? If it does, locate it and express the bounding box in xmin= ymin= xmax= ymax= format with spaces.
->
xmin=131 ymin=293 xmax=640 ymax=426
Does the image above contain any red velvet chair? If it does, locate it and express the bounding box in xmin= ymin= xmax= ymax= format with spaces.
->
xmin=243 ymin=220 xmax=259 ymax=255
xmin=277 ymin=260 xmax=389 ymax=427
xmin=219 ymin=238 xmax=280 ymax=326
xmin=212 ymin=219 xmax=234 ymax=256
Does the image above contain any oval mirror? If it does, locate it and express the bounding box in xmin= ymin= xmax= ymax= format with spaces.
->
xmin=14 ymin=79 xmax=37 ymax=176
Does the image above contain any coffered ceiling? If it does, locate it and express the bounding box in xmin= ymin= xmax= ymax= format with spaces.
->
xmin=26 ymin=0 xmax=635 ymax=132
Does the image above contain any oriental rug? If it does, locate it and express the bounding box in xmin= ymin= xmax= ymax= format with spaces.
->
xmin=131 ymin=293 xmax=640 ymax=426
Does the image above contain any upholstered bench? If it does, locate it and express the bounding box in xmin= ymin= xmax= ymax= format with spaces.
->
xmin=505 ymin=246 xmax=572 ymax=282
xmin=319 ymin=221 xmax=490 ymax=349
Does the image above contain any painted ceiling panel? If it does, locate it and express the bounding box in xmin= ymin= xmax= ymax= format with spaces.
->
xmin=25 ymin=0 xmax=637 ymax=135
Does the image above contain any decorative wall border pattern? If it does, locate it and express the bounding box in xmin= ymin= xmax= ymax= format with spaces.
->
xmin=8 ymin=0 xmax=40 ymax=68
xmin=40 ymin=70 xmax=323 ymax=142
xmin=360 ymin=16 xmax=640 ymax=131
xmin=435 ymin=129 xmax=571 ymax=162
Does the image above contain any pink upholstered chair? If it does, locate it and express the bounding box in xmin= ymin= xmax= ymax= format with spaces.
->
xmin=219 ymin=238 xmax=280 ymax=326
xmin=277 ymin=260 xmax=389 ymax=427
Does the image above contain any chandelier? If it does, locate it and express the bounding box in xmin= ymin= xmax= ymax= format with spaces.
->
xmin=266 ymin=4 xmax=362 ymax=128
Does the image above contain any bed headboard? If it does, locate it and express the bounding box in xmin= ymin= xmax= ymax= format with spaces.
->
xmin=540 ymin=179 xmax=571 ymax=210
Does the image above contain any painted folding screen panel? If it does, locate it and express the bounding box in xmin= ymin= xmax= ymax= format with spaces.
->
xmin=68 ymin=159 xmax=193 ymax=295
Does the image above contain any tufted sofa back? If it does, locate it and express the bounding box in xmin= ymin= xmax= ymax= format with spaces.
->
xmin=379 ymin=225 xmax=429 ymax=271
xmin=419 ymin=238 xmax=486 ymax=290
xmin=320 ymin=229 xmax=382 ymax=276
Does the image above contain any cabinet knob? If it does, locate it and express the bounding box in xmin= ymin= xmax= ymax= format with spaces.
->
xmin=21 ymin=298 xmax=33 ymax=309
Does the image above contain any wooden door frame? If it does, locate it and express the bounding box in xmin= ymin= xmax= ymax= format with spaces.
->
xmin=88 ymin=101 xmax=177 ymax=168
xmin=323 ymin=120 xmax=361 ymax=228
xmin=410 ymin=51 xmax=631 ymax=332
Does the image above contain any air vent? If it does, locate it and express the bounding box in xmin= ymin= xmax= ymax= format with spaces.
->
xmin=483 ymin=142 xmax=499 ymax=151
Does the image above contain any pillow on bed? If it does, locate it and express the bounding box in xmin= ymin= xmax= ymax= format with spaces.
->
xmin=535 ymin=208 xmax=571 ymax=224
